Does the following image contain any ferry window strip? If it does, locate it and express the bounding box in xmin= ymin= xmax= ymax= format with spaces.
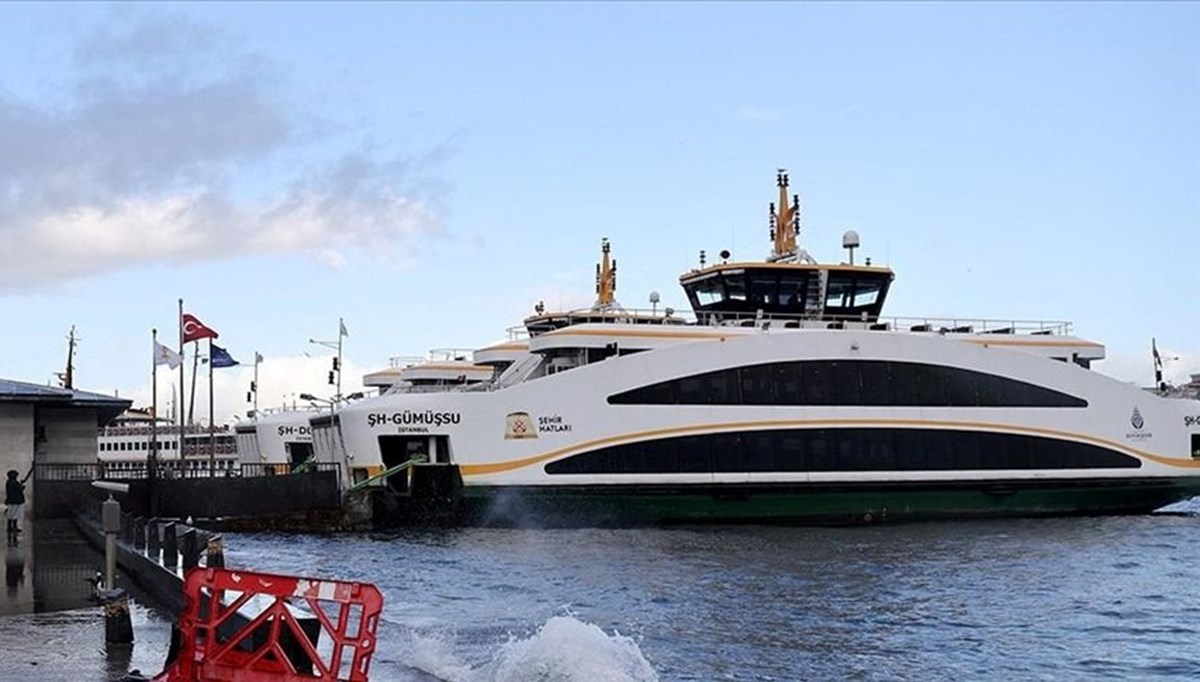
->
xmin=607 ymin=360 xmax=1087 ymax=408
xmin=544 ymin=428 xmax=1139 ymax=475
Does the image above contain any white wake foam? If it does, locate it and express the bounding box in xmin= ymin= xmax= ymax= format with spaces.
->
xmin=402 ymin=615 xmax=659 ymax=682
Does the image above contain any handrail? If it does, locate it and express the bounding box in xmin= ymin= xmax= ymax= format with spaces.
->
xmin=518 ymin=305 xmax=1074 ymax=337
xmin=348 ymin=455 xmax=427 ymax=492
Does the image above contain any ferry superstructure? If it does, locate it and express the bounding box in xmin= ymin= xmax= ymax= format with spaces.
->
xmin=233 ymin=408 xmax=319 ymax=473
xmin=315 ymin=171 xmax=1200 ymax=524
xmin=99 ymin=409 xmax=238 ymax=477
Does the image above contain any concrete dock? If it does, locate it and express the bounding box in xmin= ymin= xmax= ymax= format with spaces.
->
xmin=0 ymin=519 xmax=173 ymax=680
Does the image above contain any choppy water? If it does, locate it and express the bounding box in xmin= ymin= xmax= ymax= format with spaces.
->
xmin=209 ymin=500 xmax=1200 ymax=682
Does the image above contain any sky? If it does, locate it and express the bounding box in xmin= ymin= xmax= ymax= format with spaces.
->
xmin=0 ymin=2 xmax=1196 ymax=425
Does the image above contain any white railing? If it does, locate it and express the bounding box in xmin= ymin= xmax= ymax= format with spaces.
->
xmin=513 ymin=305 xmax=1073 ymax=337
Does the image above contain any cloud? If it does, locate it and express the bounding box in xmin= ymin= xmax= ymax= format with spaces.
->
xmin=0 ymin=9 xmax=448 ymax=292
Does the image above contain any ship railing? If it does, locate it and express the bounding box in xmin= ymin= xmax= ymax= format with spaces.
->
xmin=714 ymin=313 xmax=1072 ymax=336
xmin=387 ymin=383 xmax=478 ymax=394
xmin=240 ymin=461 xmax=341 ymax=483
xmin=67 ymin=460 xmax=340 ymax=482
xmin=386 ymin=348 xmax=480 ymax=369
xmin=35 ymin=462 xmax=101 ymax=481
xmin=100 ymin=423 xmax=233 ymax=437
xmin=516 ymin=305 xmax=1073 ymax=337
xmin=503 ymin=325 xmax=531 ymax=341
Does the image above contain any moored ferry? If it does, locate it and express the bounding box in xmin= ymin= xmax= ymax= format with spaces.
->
xmin=233 ymin=408 xmax=318 ymax=473
xmin=99 ymin=409 xmax=238 ymax=478
xmin=314 ymin=171 xmax=1200 ymax=525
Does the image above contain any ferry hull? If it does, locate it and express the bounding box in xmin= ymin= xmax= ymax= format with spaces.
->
xmin=458 ymin=478 xmax=1200 ymax=527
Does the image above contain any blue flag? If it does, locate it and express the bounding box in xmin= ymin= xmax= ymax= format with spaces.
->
xmin=210 ymin=344 xmax=239 ymax=368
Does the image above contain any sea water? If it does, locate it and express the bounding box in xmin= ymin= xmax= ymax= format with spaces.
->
xmin=216 ymin=500 xmax=1200 ymax=681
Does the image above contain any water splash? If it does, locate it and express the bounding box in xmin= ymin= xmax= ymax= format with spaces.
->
xmin=402 ymin=616 xmax=658 ymax=682
xmin=401 ymin=629 xmax=477 ymax=682
xmin=1156 ymin=496 xmax=1200 ymax=515
xmin=490 ymin=616 xmax=657 ymax=682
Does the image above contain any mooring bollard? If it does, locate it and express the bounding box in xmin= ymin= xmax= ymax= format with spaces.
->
xmin=146 ymin=518 xmax=161 ymax=559
xmin=103 ymin=590 xmax=134 ymax=646
xmin=162 ymin=522 xmax=178 ymax=569
xmin=206 ymin=534 xmax=225 ymax=568
xmin=180 ymin=528 xmax=200 ymax=571
xmin=132 ymin=517 xmax=146 ymax=551
xmin=121 ymin=513 xmax=134 ymax=545
xmin=101 ymin=495 xmax=120 ymax=592
xmin=97 ymin=488 xmax=133 ymax=645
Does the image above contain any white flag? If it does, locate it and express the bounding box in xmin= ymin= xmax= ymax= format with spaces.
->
xmin=154 ymin=341 xmax=182 ymax=369
xmin=255 ymin=352 xmax=264 ymax=364
xmin=339 ymin=319 xmax=349 ymax=338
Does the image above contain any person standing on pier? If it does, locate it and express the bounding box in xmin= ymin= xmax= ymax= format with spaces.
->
xmin=5 ymin=468 xmax=31 ymax=546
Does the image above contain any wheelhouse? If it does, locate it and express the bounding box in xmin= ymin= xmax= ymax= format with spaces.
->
xmin=681 ymin=263 xmax=894 ymax=324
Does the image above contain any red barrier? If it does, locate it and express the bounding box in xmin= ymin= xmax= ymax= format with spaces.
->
xmin=156 ymin=567 xmax=383 ymax=681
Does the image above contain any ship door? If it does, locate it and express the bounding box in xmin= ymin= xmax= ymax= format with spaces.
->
xmin=378 ymin=436 xmax=432 ymax=492
xmin=286 ymin=442 xmax=314 ymax=469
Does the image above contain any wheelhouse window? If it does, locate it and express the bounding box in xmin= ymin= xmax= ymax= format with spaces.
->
xmin=822 ymin=271 xmax=890 ymax=321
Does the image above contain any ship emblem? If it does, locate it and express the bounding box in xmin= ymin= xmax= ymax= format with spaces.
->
xmin=504 ymin=411 xmax=538 ymax=440
xmin=1130 ymin=407 xmax=1144 ymax=431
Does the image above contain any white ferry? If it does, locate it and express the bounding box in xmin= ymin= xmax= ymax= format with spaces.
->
xmin=363 ymin=350 xmax=494 ymax=394
xmin=233 ymin=408 xmax=319 ymax=473
xmin=99 ymin=409 xmax=238 ymax=478
xmin=314 ymin=171 xmax=1200 ymax=524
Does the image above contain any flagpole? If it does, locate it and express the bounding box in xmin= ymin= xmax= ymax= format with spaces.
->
xmin=150 ymin=328 xmax=159 ymax=514
xmin=208 ymin=338 xmax=215 ymax=474
xmin=189 ymin=343 xmax=199 ymax=426
xmin=178 ymin=299 xmax=185 ymax=477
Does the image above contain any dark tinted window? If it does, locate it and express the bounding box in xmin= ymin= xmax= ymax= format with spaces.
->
xmin=609 ymin=360 xmax=1087 ymax=408
xmin=545 ymin=428 xmax=1139 ymax=474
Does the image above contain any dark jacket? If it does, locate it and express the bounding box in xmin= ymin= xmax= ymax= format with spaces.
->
xmin=5 ymin=479 xmax=24 ymax=505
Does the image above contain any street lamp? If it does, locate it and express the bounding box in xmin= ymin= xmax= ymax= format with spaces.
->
xmin=299 ymin=393 xmax=334 ymax=411
xmin=310 ymin=317 xmax=349 ymax=402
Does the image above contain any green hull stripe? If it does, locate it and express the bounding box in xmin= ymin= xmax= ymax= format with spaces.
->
xmin=459 ymin=478 xmax=1200 ymax=524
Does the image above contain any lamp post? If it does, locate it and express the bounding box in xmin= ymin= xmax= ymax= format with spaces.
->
xmin=300 ymin=392 xmax=364 ymax=411
xmin=310 ymin=317 xmax=348 ymax=403
xmin=299 ymin=393 xmax=334 ymax=412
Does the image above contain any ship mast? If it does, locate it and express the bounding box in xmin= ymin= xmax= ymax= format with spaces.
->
xmin=769 ymin=169 xmax=801 ymax=261
xmin=57 ymin=325 xmax=77 ymax=389
xmin=595 ymin=237 xmax=617 ymax=308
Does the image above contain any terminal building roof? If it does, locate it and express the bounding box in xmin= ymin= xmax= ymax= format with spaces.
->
xmin=0 ymin=378 xmax=131 ymax=425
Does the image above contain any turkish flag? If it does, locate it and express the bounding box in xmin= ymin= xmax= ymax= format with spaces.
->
xmin=181 ymin=313 xmax=219 ymax=343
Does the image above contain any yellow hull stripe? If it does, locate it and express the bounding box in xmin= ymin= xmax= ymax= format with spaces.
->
xmin=459 ymin=417 xmax=1200 ymax=477
xmin=962 ymin=338 xmax=1103 ymax=349
xmin=541 ymin=326 xmax=1100 ymax=349
xmin=544 ymin=328 xmax=730 ymax=340
xmin=479 ymin=342 xmax=529 ymax=351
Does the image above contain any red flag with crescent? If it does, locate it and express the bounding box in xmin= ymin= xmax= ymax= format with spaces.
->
xmin=181 ymin=313 xmax=219 ymax=343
